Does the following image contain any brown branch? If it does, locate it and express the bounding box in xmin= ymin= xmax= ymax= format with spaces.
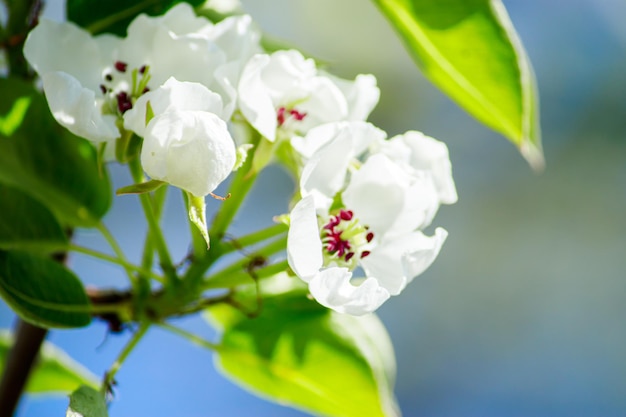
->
xmin=0 ymin=320 xmax=47 ymax=417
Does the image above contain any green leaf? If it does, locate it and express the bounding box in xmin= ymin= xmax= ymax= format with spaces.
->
xmin=0 ymin=331 xmax=99 ymax=395
xmin=372 ymin=0 xmax=543 ymax=169
xmin=207 ymin=275 xmax=399 ymax=417
xmin=0 ymin=78 xmax=111 ymax=227
xmin=0 ymin=184 xmax=68 ymax=252
xmin=116 ymin=179 xmax=166 ymax=196
xmin=195 ymin=0 xmax=244 ymax=23
xmin=0 ymin=251 xmax=91 ymax=328
xmin=66 ymin=385 xmax=108 ymax=417
xmin=186 ymin=192 xmax=210 ymax=250
xmin=67 ymin=0 xmax=205 ymax=36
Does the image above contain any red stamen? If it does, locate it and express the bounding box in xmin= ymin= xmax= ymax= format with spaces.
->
xmin=116 ymin=92 xmax=133 ymax=114
xmin=366 ymin=232 xmax=374 ymax=242
xmin=114 ymin=61 xmax=128 ymax=72
xmin=290 ymin=109 xmax=307 ymax=121
xmin=277 ymin=107 xmax=286 ymax=126
xmin=339 ymin=210 xmax=353 ymax=221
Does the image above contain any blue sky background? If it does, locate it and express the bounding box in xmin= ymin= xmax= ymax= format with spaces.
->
xmin=2 ymin=0 xmax=626 ymax=416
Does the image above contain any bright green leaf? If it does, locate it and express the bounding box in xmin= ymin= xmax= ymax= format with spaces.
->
xmin=0 ymin=251 xmax=91 ymax=328
xmin=67 ymin=0 xmax=205 ymax=35
xmin=66 ymin=385 xmax=108 ymax=417
xmin=0 ymin=184 xmax=68 ymax=252
xmin=116 ymin=179 xmax=166 ymax=196
xmin=195 ymin=0 xmax=244 ymax=23
xmin=207 ymin=275 xmax=399 ymax=417
xmin=372 ymin=0 xmax=543 ymax=169
xmin=0 ymin=78 xmax=111 ymax=227
xmin=0 ymin=331 xmax=99 ymax=395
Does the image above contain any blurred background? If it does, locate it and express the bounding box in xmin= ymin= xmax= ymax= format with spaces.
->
xmin=2 ymin=0 xmax=626 ymax=416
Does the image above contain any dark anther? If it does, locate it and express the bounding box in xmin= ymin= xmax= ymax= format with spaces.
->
xmin=114 ymin=61 xmax=128 ymax=72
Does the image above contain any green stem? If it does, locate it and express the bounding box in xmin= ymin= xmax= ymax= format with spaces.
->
xmin=102 ymin=321 xmax=150 ymax=393
xmin=221 ymin=223 xmax=288 ymax=256
xmin=182 ymin=135 xmax=263 ymax=288
xmin=202 ymin=235 xmax=287 ymax=289
xmin=68 ymin=244 xmax=164 ymax=284
xmin=204 ymin=259 xmax=290 ymax=290
xmin=96 ymin=221 xmax=138 ymax=286
xmin=140 ymin=184 xmax=168 ymax=279
xmin=3 ymin=0 xmax=38 ymax=79
xmin=157 ymin=322 xmax=220 ymax=351
xmin=128 ymin=157 xmax=178 ymax=285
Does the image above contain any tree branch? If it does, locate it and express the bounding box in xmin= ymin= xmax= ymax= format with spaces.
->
xmin=0 ymin=320 xmax=47 ymax=417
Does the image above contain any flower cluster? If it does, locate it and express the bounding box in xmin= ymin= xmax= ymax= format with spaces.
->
xmin=24 ymin=4 xmax=456 ymax=315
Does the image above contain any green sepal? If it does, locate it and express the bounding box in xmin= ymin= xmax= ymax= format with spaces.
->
xmin=114 ymin=131 xmax=142 ymax=164
xmin=186 ymin=192 xmax=210 ymax=250
xmin=233 ymin=144 xmax=254 ymax=171
xmin=116 ymin=179 xmax=166 ymax=196
xmin=66 ymin=385 xmax=108 ymax=417
xmin=145 ymin=100 xmax=155 ymax=127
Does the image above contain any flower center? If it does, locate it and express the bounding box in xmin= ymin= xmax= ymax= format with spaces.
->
xmin=100 ymin=61 xmax=152 ymax=115
xmin=277 ymin=106 xmax=307 ymax=127
xmin=321 ymin=209 xmax=374 ymax=269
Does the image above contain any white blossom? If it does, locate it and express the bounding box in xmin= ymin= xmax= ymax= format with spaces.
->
xmin=23 ymin=3 xmax=260 ymax=145
xmin=238 ymin=50 xmax=379 ymax=142
xmin=287 ymin=127 xmax=456 ymax=315
xmin=287 ymin=194 xmax=447 ymax=315
xmin=375 ymin=131 xmax=458 ymax=204
xmin=298 ymin=121 xmax=386 ymax=210
xmin=141 ymin=109 xmax=235 ymax=197
xmin=123 ymin=77 xmax=225 ymax=137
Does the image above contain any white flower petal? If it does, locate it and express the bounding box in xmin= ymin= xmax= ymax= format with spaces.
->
xmin=293 ymin=121 xmax=384 ymax=167
xmin=296 ymin=76 xmax=347 ymax=131
xmin=325 ymin=73 xmax=380 ymax=121
xmin=287 ymin=196 xmax=323 ymax=281
xmin=389 ymin=131 xmax=458 ymax=204
xmin=238 ymin=54 xmax=277 ymax=141
xmin=308 ymin=268 xmax=390 ymax=316
xmin=401 ymin=227 xmax=448 ymax=285
xmin=41 ymin=72 xmax=119 ymax=143
xmin=141 ymin=110 xmax=235 ymax=196
xmin=24 ymin=19 xmax=113 ymax=89
xmin=205 ymin=15 xmax=262 ymax=63
xmin=291 ymin=122 xmax=342 ymax=159
xmin=124 ymin=78 xmax=224 ymax=137
xmin=390 ymin=172 xmax=440 ymax=233
xmin=361 ymin=228 xmax=448 ymax=295
xmin=261 ymin=50 xmax=315 ymax=99
xmin=300 ymin=129 xmax=354 ymax=206
xmin=342 ymin=153 xmax=408 ymax=237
